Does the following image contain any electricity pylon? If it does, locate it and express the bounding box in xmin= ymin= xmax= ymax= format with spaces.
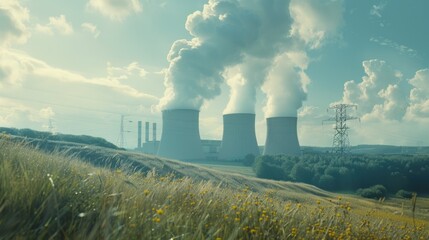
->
xmin=323 ymin=104 xmax=359 ymax=155
xmin=118 ymin=115 xmax=133 ymax=148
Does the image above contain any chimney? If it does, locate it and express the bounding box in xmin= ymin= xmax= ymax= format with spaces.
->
xmin=137 ymin=121 xmax=142 ymax=148
xmin=219 ymin=113 xmax=260 ymax=160
xmin=157 ymin=109 xmax=204 ymax=160
xmin=145 ymin=122 xmax=149 ymax=143
xmin=264 ymin=117 xmax=301 ymax=156
xmin=153 ymin=122 xmax=157 ymax=142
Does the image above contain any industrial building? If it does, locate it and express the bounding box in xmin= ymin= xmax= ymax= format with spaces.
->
xmin=145 ymin=109 xmax=301 ymax=161
xmin=136 ymin=121 xmax=159 ymax=155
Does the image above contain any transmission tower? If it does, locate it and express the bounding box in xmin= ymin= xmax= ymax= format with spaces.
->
xmin=323 ymin=104 xmax=359 ymax=155
xmin=118 ymin=115 xmax=133 ymax=148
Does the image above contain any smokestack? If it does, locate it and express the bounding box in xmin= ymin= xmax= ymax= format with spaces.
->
xmin=264 ymin=117 xmax=301 ymax=156
xmin=137 ymin=121 xmax=142 ymax=148
xmin=157 ymin=109 xmax=204 ymax=160
xmin=219 ymin=113 xmax=260 ymax=160
xmin=145 ymin=122 xmax=149 ymax=142
xmin=153 ymin=123 xmax=157 ymax=142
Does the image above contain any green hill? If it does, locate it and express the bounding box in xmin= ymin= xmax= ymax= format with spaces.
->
xmin=0 ymin=127 xmax=119 ymax=150
xmin=1 ymin=136 xmax=428 ymax=239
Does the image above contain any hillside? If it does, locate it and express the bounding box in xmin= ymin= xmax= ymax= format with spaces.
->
xmin=0 ymin=127 xmax=119 ymax=150
xmin=1 ymin=137 xmax=429 ymax=239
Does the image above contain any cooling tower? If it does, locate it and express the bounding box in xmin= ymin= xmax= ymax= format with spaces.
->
xmin=219 ymin=113 xmax=260 ymax=160
xmin=263 ymin=117 xmax=301 ymax=156
xmin=157 ymin=109 xmax=204 ymax=160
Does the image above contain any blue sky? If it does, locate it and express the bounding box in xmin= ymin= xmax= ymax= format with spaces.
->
xmin=1 ymin=0 xmax=428 ymax=148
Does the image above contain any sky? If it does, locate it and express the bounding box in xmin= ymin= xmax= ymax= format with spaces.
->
xmin=1 ymin=0 xmax=429 ymax=148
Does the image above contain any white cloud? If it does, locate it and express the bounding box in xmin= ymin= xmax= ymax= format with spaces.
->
xmin=370 ymin=3 xmax=386 ymax=18
xmin=0 ymin=98 xmax=55 ymax=129
xmin=298 ymin=105 xmax=319 ymax=118
xmin=36 ymin=15 xmax=74 ymax=36
xmin=364 ymin=84 xmax=408 ymax=121
xmin=0 ymin=0 xmax=30 ymax=46
xmin=88 ymin=0 xmax=142 ymax=21
xmin=408 ymin=69 xmax=429 ymax=118
xmin=0 ymin=49 xmax=157 ymax=100
xmin=107 ymin=61 xmax=148 ymax=80
xmin=340 ymin=59 xmax=407 ymax=121
xmin=81 ymin=22 xmax=100 ymax=38
xmin=370 ymin=37 xmax=417 ymax=56
xmin=289 ymin=0 xmax=344 ymax=49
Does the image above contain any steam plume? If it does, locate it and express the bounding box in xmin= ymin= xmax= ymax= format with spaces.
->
xmin=158 ymin=0 xmax=292 ymax=111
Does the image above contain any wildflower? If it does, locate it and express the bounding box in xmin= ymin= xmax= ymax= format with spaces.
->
xmin=144 ymin=189 xmax=150 ymax=196
xmin=250 ymin=229 xmax=257 ymax=234
xmin=291 ymin=227 xmax=298 ymax=237
xmin=153 ymin=217 xmax=161 ymax=223
xmin=156 ymin=209 xmax=164 ymax=215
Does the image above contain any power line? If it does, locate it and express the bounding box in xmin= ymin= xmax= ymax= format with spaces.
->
xmin=323 ymin=104 xmax=359 ymax=155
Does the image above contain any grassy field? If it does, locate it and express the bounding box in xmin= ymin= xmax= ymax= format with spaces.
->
xmin=1 ymin=139 xmax=428 ymax=239
xmin=184 ymin=159 xmax=255 ymax=177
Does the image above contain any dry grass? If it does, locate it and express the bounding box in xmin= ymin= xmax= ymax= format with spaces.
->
xmin=0 ymin=138 xmax=428 ymax=239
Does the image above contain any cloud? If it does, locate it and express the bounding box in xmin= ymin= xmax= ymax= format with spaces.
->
xmin=370 ymin=2 xmax=386 ymax=18
xmin=36 ymin=15 xmax=74 ymax=35
xmin=81 ymin=22 xmax=100 ymax=38
xmin=107 ymin=61 xmax=147 ymax=79
xmin=289 ymin=0 xmax=344 ymax=49
xmin=340 ymin=60 xmax=405 ymax=117
xmin=337 ymin=60 xmax=429 ymax=123
xmin=365 ymin=84 xmax=408 ymax=121
xmin=0 ymin=0 xmax=30 ymax=46
xmin=0 ymin=49 xmax=157 ymax=100
xmin=0 ymin=98 xmax=56 ymax=129
xmin=0 ymin=48 xmax=26 ymax=87
xmin=408 ymin=69 xmax=429 ymax=118
xmin=370 ymin=37 xmax=417 ymax=56
xmin=88 ymin=0 xmax=142 ymax=21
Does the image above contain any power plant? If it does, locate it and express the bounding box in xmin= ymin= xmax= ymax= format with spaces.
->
xmin=263 ymin=117 xmax=301 ymax=156
xmin=151 ymin=111 xmax=301 ymax=160
xmin=219 ymin=113 xmax=260 ymax=160
xmin=157 ymin=109 xmax=204 ymax=161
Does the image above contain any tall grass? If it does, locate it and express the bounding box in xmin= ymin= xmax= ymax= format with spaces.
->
xmin=0 ymin=139 xmax=428 ymax=239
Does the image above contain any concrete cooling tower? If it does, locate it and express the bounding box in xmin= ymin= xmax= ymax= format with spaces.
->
xmin=219 ymin=113 xmax=260 ymax=160
xmin=157 ymin=109 xmax=204 ymax=161
xmin=263 ymin=117 xmax=301 ymax=156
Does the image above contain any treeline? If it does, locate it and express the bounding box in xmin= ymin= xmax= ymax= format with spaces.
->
xmin=0 ymin=127 xmax=119 ymax=150
xmin=253 ymin=154 xmax=429 ymax=196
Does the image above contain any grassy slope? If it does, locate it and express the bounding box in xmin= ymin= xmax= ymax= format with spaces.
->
xmin=1 ymin=139 xmax=428 ymax=239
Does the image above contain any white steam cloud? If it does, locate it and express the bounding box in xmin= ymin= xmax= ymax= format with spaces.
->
xmin=158 ymin=0 xmax=292 ymax=111
xmin=159 ymin=0 xmax=343 ymax=116
xmin=263 ymin=51 xmax=310 ymax=117
xmin=223 ymin=56 xmax=271 ymax=114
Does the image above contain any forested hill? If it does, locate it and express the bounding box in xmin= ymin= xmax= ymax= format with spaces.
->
xmin=302 ymin=145 xmax=429 ymax=155
xmin=0 ymin=127 xmax=119 ymax=150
